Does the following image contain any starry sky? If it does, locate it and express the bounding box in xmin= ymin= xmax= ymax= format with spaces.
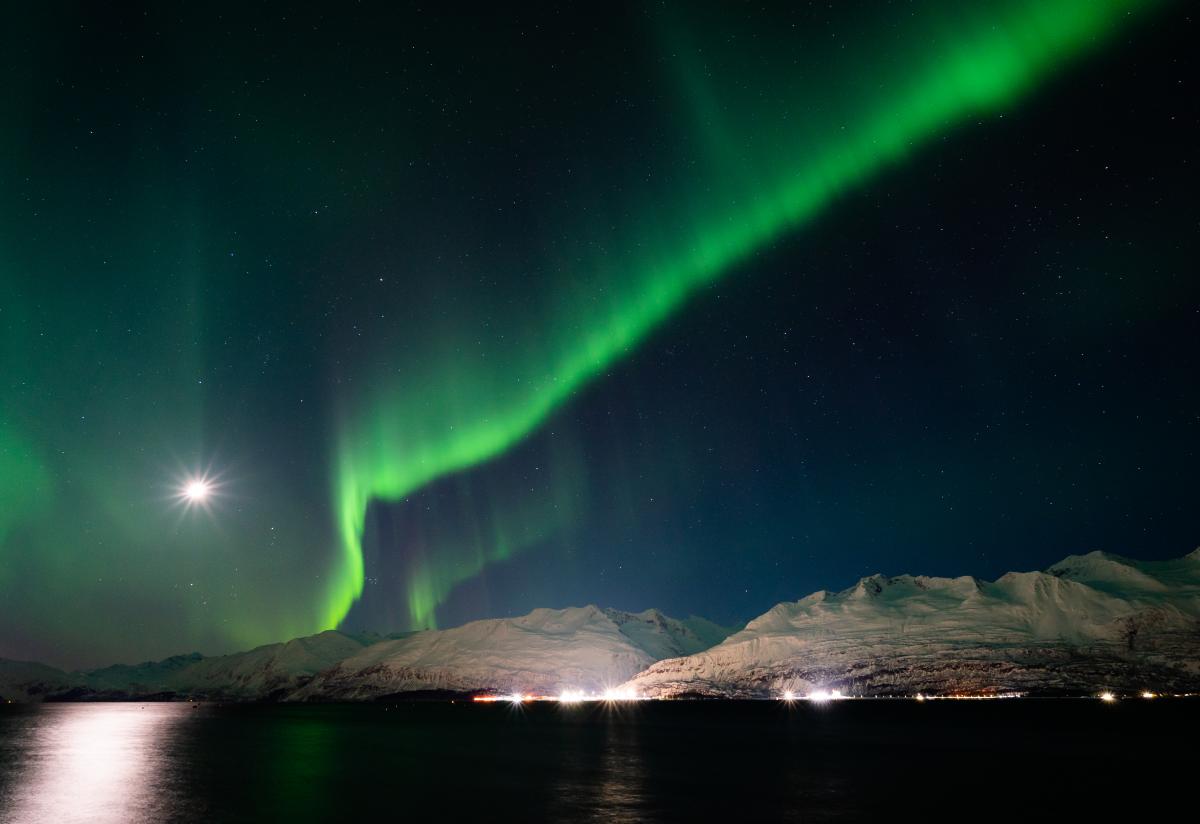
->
xmin=1 ymin=0 xmax=1195 ymax=669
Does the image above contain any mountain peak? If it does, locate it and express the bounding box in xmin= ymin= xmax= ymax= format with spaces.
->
xmin=1046 ymin=551 xmax=1170 ymax=594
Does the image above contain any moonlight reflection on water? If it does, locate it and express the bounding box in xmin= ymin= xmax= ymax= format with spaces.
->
xmin=0 ymin=703 xmax=189 ymax=824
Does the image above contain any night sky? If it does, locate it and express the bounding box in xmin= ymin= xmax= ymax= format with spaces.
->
xmin=1 ymin=1 xmax=1195 ymax=669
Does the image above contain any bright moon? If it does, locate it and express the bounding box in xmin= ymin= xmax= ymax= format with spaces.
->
xmin=184 ymin=480 xmax=210 ymax=501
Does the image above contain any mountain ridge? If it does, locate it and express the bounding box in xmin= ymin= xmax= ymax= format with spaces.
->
xmin=0 ymin=606 xmax=740 ymax=702
xmin=622 ymin=549 xmax=1200 ymax=698
xmin=3 ymin=550 xmax=1197 ymax=701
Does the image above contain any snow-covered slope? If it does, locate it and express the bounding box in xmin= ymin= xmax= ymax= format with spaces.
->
xmin=1 ymin=607 xmax=735 ymax=701
xmin=84 ymin=630 xmax=376 ymax=699
xmin=623 ymin=550 xmax=1200 ymax=698
xmin=0 ymin=632 xmax=379 ymax=701
xmin=604 ymin=608 xmax=740 ymax=660
xmin=85 ymin=652 xmax=207 ymax=695
xmin=292 ymin=606 xmax=737 ymax=700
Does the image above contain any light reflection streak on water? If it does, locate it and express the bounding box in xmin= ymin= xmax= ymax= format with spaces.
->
xmin=546 ymin=704 xmax=647 ymax=823
xmin=597 ymin=715 xmax=645 ymax=822
xmin=1 ymin=703 xmax=188 ymax=824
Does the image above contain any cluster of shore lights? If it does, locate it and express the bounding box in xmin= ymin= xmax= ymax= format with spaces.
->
xmin=782 ymin=690 xmax=1032 ymax=702
xmin=781 ymin=689 xmax=846 ymax=703
xmin=473 ymin=687 xmax=646 ymax=705
xmin=1101 ymin=691 xmax=1165 ymax=702
xmin=471 ymin=688 xmax=1179 ymax=704
xmin=913 ymin=692 xmax=1027 ymax=701
xmin=789 ymin=690 xmax=1175 ymax=701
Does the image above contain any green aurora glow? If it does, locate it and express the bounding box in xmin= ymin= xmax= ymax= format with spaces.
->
xmin=328 ymin=0 xmax=1163 ymax=630
xmin=1 ymin=0 xmax=1181 ymax=668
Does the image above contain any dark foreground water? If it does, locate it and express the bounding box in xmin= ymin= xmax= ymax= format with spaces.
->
xmin=0 ymin=699 xmax=1190 ymax=822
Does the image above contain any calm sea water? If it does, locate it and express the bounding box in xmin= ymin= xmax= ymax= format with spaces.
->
xmin=0 ymin=699 xmax=1188 ymax=822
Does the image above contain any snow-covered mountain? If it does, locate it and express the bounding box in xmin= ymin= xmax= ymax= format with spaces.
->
xmin=87 ymin=630 xmax=378 ymax=699
xmin=5 ymin=553 xmax=1197 ymax=702
xmin=622 ymin=550 xmax=1200 ymax=698
xmin=0 ymin=631 xmax=380 ymax=701
xmin=291 ymin=606 xmax=736 ymax=700
xmin=0 ymin=607 xmax=736 ymax=701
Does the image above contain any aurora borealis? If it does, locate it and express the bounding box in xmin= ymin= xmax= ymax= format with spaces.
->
xmin=331 ymin=0 xmax=1169 ymax=631
xmin=2 ymin=0 xmax=1195 ymax=667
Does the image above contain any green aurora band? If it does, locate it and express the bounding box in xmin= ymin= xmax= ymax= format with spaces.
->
xmin=330 ymin=0 xmax=1164 ymax=630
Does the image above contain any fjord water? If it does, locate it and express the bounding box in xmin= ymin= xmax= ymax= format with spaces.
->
xmin=0 ymin=700 xmax=1187 ymax=822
